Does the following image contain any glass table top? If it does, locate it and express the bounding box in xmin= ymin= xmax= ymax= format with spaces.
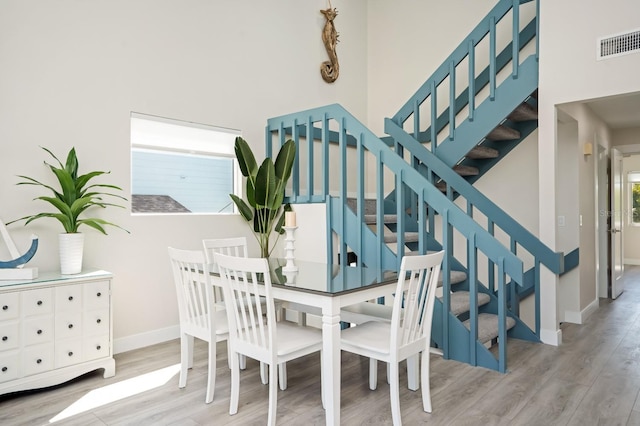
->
xmin=267 ymin=258 xmax=397 ymax=296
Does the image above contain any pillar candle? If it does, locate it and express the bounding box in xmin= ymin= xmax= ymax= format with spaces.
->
xmin=285 ymin=211 xmax=296 ymax=227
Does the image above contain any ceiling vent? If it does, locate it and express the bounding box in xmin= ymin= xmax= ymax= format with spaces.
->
xmin=597 ymin=28 xmax=640 ymax=60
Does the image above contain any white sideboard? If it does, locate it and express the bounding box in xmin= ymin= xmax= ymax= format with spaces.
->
xmin=0 ymin=269 xmax=115 ymax=396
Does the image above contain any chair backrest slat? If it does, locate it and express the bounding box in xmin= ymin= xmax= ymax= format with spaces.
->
xmin=168 ymin=247 xmax=215 ymax=335
xmin=390 ymin=251 xmax=444 ymax=351
xmin=214 ymin=253 xmax=276 ymax=363
xmin=203 ymin=237 xmax=249 ymax=303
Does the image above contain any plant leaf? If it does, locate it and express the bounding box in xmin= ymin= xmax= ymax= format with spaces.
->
xmin=254 ymin=158 xmax=276 ymax=209
xmin=274 ymin=139 xmax=296 ymax=183
xmin=234 ymin=137 xmax=258 ymax=178
xmin=229 ymin=194 xmax=253 ymax=222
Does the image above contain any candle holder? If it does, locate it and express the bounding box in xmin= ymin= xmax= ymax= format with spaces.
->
xmin=282 ymin=226 xmax=298 ymax=272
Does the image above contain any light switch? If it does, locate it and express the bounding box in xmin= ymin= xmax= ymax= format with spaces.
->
xmin=558 ymin=216 xmax=565 ymax=227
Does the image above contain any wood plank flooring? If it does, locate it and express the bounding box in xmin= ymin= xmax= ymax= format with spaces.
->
xmin=2 ymin=266 xmax=640 ymax=425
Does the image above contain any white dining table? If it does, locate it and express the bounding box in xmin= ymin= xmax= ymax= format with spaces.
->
xmin=266 ymin=258 xmax=398 ymax=426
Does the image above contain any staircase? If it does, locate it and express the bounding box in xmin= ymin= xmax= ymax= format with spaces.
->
xmin=263 ymin=0 xmax=578 ymax=373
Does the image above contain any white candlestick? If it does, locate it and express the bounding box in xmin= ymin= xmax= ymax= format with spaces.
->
xmin=282 ymin=226 xmax=298 ymax=272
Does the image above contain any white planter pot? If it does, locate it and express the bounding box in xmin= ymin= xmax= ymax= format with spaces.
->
xmin=59 ymin=233 xmax=84 ymax=275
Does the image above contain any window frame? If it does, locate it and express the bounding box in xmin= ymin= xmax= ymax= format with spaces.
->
xmin=130 ymin=112 xmax=242 ymax=216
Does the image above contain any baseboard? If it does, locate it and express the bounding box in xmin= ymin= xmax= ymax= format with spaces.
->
xmin=563 ymin=298 xmax=599 ymax=325
xmin=540 ymin=327 xmax=562 ymax=346
xmin=624 ymin=258 xmax=640 ymax=265
xmin=113 ymin=325 xmax=179 ymax=355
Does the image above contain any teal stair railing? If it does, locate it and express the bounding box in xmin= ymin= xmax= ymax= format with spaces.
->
xmin=266 ymin=103 xmax=524 ymax=372
xmin=388 ymin=0 xmax=539 ymax=169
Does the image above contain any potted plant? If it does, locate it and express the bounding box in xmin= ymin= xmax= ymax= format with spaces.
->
xmin=7 ymin=147 xmax=128 ymax=274
xmin=230 ymin=136 xmax=295 ymax=258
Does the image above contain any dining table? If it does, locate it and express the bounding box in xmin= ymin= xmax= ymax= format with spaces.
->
xmin=265 ymin=258 xmax=398 ymax=426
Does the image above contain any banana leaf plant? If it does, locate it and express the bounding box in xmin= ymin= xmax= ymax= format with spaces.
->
xmin=229 ymin=136 xmax=296 ymax=258
xmin=7 ymin=147 xmax=129 ymax=234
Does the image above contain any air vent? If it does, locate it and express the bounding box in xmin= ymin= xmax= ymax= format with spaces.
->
xmin=597 ymin=28 xmax=640 ymax=60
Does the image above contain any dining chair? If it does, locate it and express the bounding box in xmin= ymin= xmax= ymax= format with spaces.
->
xmin=168 ymin=247 xmax=227 ymax=404
xmin=202 ymin=237 xmax=282 ymax=386
xmin=214 ymin=252 xmax=324 ymax=426
xmin=340 ymin=250 xmax=444 ymax=425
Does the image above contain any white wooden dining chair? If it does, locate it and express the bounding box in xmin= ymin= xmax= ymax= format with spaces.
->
xmin=340 ymin=250 xmax=444 ymax=425
xmin=202 ymin=237 xmax=284 ymax=386
xmin=214 ymin=252 xmax=324 ymax=426
xmin=168 ymin=247 xmax=227 ymax=404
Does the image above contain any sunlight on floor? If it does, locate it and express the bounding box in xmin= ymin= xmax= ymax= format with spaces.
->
xmin=48 ymin=363 xmax=181 ymax=423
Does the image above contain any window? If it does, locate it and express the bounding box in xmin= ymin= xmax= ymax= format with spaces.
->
xmin=130 ymin=113 xmax=241 ymax=214
xmin=628 ymin=171 xmax=640 ymax=225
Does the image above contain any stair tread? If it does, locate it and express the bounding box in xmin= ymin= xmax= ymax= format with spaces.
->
xmin=462 ymin=313 xmax=516 ymax=344
xmin=453 ymin=165 xmax=479 ymax=176
xmin=486 ymin=125 xmax=520 ymax=141
xmin=508 ymin=102 xmax=538 ymax=122
xmin=383 ymin=232 xmax=419 ymax=244
xmin=439 ymin=291 xmax=490 ymax=316
xmin=466 ymin=146 xmax=499 ymax=160
xmin=363 ymin=214 xmax=397 ymax=224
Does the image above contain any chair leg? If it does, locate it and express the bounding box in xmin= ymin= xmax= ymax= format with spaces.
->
xmin=278 ymin=363 xmax=288 ymax=390
xmin=261 ymin=362 xmax=268 ymax=385
xmin=267 ymin=361 xmax=278 ymax=426
xmin=229 ymin=350 xmax=240 ymax=415
xmin=421 ymin=350 xmax=432 ymax=413
xmin=389 ymin=361 xmax=402 ymax=426
xmin=179 ymin=333 xmax=189 ymax=388
xmin=239 ymin=354 xmax=247 ymax=370
xmin=407 ymin=354 xmax=419 ymax=391
xmin=369 ymin=358 xmax=378 ymax=390
xmin=187 ymin=334 xmax=195 ymax=368
xmin=205 ymin=340 xmax=216 ymax=403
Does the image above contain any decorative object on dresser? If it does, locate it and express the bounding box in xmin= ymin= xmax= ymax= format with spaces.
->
xmin=229 ymin=137 xmax=295 ymax=258
xmin=6 ymin=147 xmax=128 ymax=274
xmin=0 ymin=219 xmax=38 ymax=280
xmin=0 ymin=269 xmax=115 ymax=395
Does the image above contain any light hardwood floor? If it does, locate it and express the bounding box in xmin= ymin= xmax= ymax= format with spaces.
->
xmin=3 ymin=266 xmax=640 ymax=425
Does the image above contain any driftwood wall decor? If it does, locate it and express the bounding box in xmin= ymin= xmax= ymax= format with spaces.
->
xmin=320 ymin=3 xmax=339 ymax=83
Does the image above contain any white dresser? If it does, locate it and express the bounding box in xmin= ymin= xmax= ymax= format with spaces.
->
xmin=0 ymin=269 xmax=115 ymax=396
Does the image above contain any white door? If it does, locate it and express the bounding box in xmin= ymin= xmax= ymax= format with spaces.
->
xmin=610 ymin=147 xmax=624 ymax=298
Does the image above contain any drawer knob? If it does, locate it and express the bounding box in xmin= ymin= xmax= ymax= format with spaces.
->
xmin=1 ymin=336 xmax=6 ymax=341
xmin=37 ymin=329 xmax=43 ymax=335
xmin=96 ymin=345 xmax=102 ymax=350
xmin=2 ymin=305 xmax=7 ymax=311
xmin=37 ymin=300 xmax=43 ymax=306
xmin=37 ymin=359 xmax=42 ymax=364
xmin=97 ymin=292 xmax=102 ymax=297
xmin=96 ymin=319 xmax=102 ymax=324
xmin=68 ymin=351 xmax=73 ymax=357
xmin=68 ymin=296 xmax=73 ymax=301
xmin=68 ymin=324 xmax=74 ymax=329
xmin=1 ymin=367 xmax=7 ymax=372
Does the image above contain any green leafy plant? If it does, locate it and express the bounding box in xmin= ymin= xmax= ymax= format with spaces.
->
xmin=230 ymin=136 xmax=295 ymax=258
xmin=7 ymin=147 xmax=128 ymax=234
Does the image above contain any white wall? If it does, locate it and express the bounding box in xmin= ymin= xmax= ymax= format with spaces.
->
xmin=537 ymin=0 xmax=640 ymax=342
xmin=0 ymin=0 xmax=368 ymax=352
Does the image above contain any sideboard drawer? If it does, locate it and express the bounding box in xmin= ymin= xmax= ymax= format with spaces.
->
xmin=0 ymin=352 xmax=19 ymax=383
xmin=83 ymin=309 xmax=109 ymax=337
xmin=23 ymin=316 xmax=54 ymax=346
xmin=0 ymin=322 xmax=19 ymax=352
xmin=55 ymin=339 xmax=83 ymax=369
xmin=22 ymin=344 xmax=54 ymax=377
xmin=55 ymin=311 xmax=82 ymax=340
xmin=22 ymin=288 xmax=53 ymax=317
xmin=55 ymin=285 xmax=83 ymax=312
xmin=84 ymin=281 xmax=110 ymax=311
xmin=83 ymin=335 xmax=110 ymax=362
xmin=0 ymin=293 xmax=19 ymax=322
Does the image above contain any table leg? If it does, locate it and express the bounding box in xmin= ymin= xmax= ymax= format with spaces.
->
xmin=322 ymin=309 xmax=341 ymax=426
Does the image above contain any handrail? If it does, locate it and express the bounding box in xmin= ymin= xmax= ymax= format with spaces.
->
xmin=386 ymin=118 xmax=564 ymax=274
xmin=266 ymin=103 xmax=524 ymax=283
xmin=391 ymin=0 xmax=537 ymax=152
